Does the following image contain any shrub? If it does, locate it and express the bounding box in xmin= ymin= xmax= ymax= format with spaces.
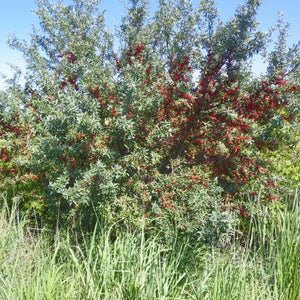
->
xmin=1 ymin=0 xmax=299 ymax=236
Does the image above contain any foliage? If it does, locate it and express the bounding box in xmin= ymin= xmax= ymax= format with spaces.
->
xmin=0 ymin=90 xmax=45 ymax=219
xmin=257 ymin=14 xmax=300 ymax=192
xmin=0 ymin=0 xmax=299 ymax=234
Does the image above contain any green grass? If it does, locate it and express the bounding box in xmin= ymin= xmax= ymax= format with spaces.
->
xmin=0 ymin=192 xmax=299 ymax=299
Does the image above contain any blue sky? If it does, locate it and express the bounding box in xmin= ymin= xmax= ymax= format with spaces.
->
xmin=0 ymin=0 xmax=299 ymax=90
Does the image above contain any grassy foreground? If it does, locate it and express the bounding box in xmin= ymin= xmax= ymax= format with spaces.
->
xmin=0 ymin=192 xmax=299 ymax=299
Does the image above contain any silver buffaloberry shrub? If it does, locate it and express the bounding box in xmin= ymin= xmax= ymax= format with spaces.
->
xmin=1 ymin=0 xmax=299 ymax=239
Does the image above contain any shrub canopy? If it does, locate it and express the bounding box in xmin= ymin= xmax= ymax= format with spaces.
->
xmin=0 ymin=0 xmax=299 ymax=235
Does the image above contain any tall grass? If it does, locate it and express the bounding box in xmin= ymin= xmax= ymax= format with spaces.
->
xmin=0 ymin=192 xmax=299 ymax=299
